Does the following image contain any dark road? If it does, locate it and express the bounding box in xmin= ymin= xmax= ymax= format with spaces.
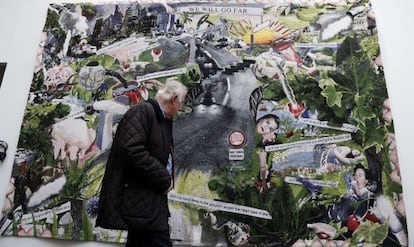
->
xmin=173 ymin=69 xmax=259 ymax=174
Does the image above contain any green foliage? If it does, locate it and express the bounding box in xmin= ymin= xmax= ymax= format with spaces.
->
xmin=359 ymin=34 xmax=380 ymax=61
xmin=31 ymin=71 xmax=45 ymax=91
xmin=66 ymin=218 xmax=73 ymax=239
xmin=83 ymin=159 xmax=106 ymax=198
xmin=52 ymin=209 xmax=58 ymax=238
xmin=291 ymin=74 xmax=322 ymax=112
xmin=350 ymin=220 xmax=388 ymax=246
xmin=75 ymin=54 xmax=120 ymax=72
xmin=51 ymin=165 xmax=86 ymax=208
xmin=32 ymin=213 xmax=38 ymax=237
xmin=12 ymin=217 xmax=18 ymax=235
xmin=205 ymin=34 xmax=393 ymax=245
xmin=334 ymin=36 xmax=387 ymax=150
xmin=18 ymin=102 xmax=70 ymax=154
xmin=80 ymin=3 xmax=97 ymax=20
xmin=208 ymin=162 xmax=322 ymax=245
xmin=256 ymin=183 xmax=306 ymax=243
xmin=81 ymin=200 xmax=94 ymax=240
xmin=295 ymin=7 xmax=323 ymax=22
xmin=44 ymin=9 xmax=60 ymax=31
xmin=180 ymin=66 xmax=201 ymax=87
xmin=176 ymin=170 xmax=219 ymax=201
xmin=251 ymin=45 xmax=272 ymax=57
xmin=321 ymin=84 xmax=343 ymax=108
xmin=139 ymin=49 xmax=155 ymax=63
xmin=289 ymin=36 xmax=388 ymax=150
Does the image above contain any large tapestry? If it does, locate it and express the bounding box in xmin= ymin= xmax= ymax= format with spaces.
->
xmin=0 ymin=0 xmax=408 ymax=246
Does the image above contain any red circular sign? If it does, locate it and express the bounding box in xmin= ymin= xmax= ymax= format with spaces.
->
xmin=228 ymin=130 xmax=246 ymax=148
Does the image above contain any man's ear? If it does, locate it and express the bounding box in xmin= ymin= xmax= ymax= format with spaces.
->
xmin=172 ymin=94 xmax=179 ymax=104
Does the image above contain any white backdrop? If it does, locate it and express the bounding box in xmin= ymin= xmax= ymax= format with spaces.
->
xmin=0 ymin=0 xmax=413 ymax=246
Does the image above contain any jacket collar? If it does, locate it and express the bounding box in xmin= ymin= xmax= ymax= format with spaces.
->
xmin=148 ymin=99 xmax=168 ymax=122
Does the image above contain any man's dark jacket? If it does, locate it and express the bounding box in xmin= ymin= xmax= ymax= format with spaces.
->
xmin=96 ymin=99 xmax=173 ymax=232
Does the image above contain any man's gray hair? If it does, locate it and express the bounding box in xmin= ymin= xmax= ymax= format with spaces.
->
xmin=155 ymin=77 xmax=187 ymax=103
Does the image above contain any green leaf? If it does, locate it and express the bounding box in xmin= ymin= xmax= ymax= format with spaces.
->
xmin=321 ymin=85 xmax=342 ymax=107
xmin=52 ymin=209 xmax=58 ymax=237
xmin=81 ymin=200 xmax=94 ymax=240
xmin=350 ymin=220 xmax=388 ymax=246
xmin=361 ymin=121 xmax=386 ymax=152
xmin=353 ymin=94 xmax=376 ymax=120
xmin=336 ymin=36 xmax=361 ymax=67
xmin=327 ymin=71 xmax=355 ymax=92
xmin=318 ymin=77 xmax=336 ymax=88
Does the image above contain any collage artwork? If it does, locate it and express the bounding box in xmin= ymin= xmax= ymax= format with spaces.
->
xmin=0 ymin=0 xmax=408 ymax=246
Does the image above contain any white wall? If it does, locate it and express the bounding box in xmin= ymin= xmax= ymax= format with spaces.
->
xmin=0 ymin=0 xmax=413 ymax=246
xmin=373 ymin=2 xmax=414 ymax=245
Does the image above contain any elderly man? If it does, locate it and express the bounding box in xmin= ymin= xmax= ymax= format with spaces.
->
xmin=96 ymin=78 xmax=187 ymax=247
